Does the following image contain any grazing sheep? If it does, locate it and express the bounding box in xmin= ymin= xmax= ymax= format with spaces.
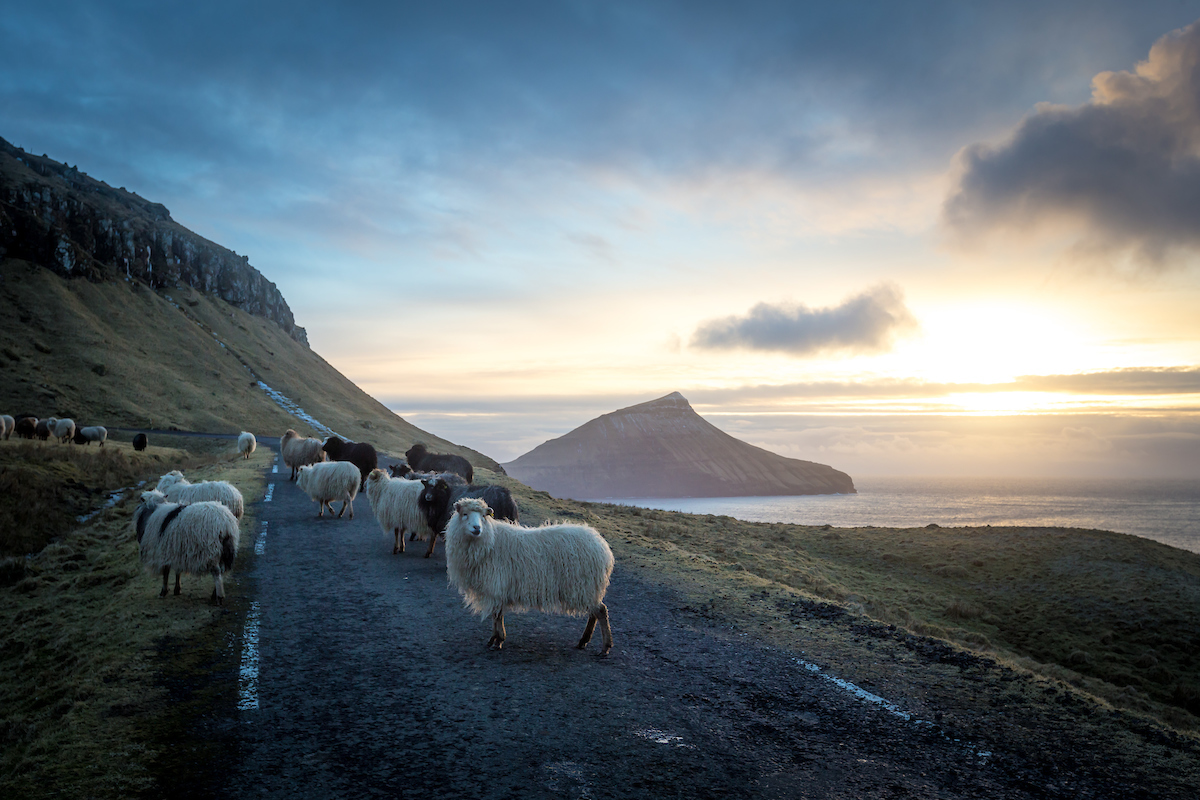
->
xmin=364 ymin=468 xmax=431 ymax=553
xmin=134 ymin=490 xmax=240 ymax=604
xmin=35 ymin=418 xmax=55 ymax=441
xmin=14 ymin=417 xmax=37 ymax=440
xmin=53 ymin=418 xmax=76 ymax=444
xmin=132 ymin=432 xmax=148 ymax=451
xmin=405 ymin=443 xmax=473 ymax=484
xmin=155 ymin=470 xmax=245 ymax=520
xmin=296 ymin=461 xmax=360 ymax=519
xmin=238 ymin=431 xmax=256 ymax=460
xmin=0 ymin=415 xmax=13 ymax=440
xmin=445 ymin=498 xmax=614 ymax=654
xmin=417 ymin=476 xmax=519 ymax=558
xmin=280 ymin=429 xmax=326 ymax=480
xmin=322 ymin=435 xmax=378 ymax=491
xmin=74 ymin=426 xmax=108 ymax=446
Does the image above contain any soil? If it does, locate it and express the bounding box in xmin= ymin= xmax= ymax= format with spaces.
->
xmin=157 ymin=455 xmax=1200 ymax=799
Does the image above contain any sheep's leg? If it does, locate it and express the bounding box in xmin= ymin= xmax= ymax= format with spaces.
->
xmin=159 ymin=566 xmax=171 ymax=598
xmin=597 ymin=603 xmax=613 ymax=655
xmin=488 ymin=609 xmax=506 ymax=650
xmin=317 ymin=499 xmax=326 ymax=518
xmin=393 ymin=528 xmax=405 ymax=554
xmin=211 ymin=570 xmax=225 ymax=605
xmin=408 ymin=530 xmax=418 ymax=541
xmin=424 ymin=532 xmax=438 ymax=558
xmin=578 ymin=614 xmax=598 ymax=649
xmin=336 ymin=497 xmax=347 ymax=518
xmin=174 ymin=572 xmax=182 ymax=596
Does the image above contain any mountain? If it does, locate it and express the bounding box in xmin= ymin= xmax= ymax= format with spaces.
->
xmin=0 ymin=136 xmax=499 ymax=471
xmin=503 ymin=392 xmax=855 ymax=499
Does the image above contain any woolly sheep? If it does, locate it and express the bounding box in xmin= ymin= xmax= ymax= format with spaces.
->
xmin=445 ymin=497 xmax=614 ymax=654
xmin=14 ymin=417 xmax=37 ymax=439
xmin=296 ymin=460 xmax=360 ymax=519
xmin=280 ymin=429 xmax=326 ymax=480
xmin=405 ymin=443 xmax=473 ymax=484
xmin=364 ymin=468 xmax=431 ymax=554
xmin=155 ymin=470 xmax=245 ymax=520
xmin=238 ymin=431 xmax=256 ymax=460
xmin=75 ymin=425 xmax=108 ymax=446
xmin=53 ymin=418 xmax=76 ymax=444
xmin=35 ymin=417 xmax=56 ymax=441
xmin=134 ymin=490 xmax=240 ymax=604
xmin=133 ymin=432 xmax=148 ymax=451
xmin=0 ymin=415 xmax=13 ymax=440
xmin=322 ymin=435 xmax=378 ymax=491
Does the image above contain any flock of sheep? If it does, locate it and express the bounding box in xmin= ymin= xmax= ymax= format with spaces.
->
xmin=2 ymin=413 xmax=112 ymax=446
xmin=129 ymin=428 xmax=615 ymax=654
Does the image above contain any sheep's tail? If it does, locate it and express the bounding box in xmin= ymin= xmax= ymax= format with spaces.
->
xmin=220 ymin=531 xmax=237 ymax=572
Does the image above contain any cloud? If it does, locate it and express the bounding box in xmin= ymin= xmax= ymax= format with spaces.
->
xmin=690 ymin=284 xmax=917 ymax=356
xmin=944 ymin=18 xmax=1200 ymax=267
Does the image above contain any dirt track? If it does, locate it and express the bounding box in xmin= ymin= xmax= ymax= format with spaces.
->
xmin=170 ymin=457 xmax=1200 ymax=799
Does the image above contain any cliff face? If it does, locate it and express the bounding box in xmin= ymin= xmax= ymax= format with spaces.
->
xmin=504 ymin=392 xmax=855 ymax=499
xmin=0 ymin=136 xmax=306 ymax=345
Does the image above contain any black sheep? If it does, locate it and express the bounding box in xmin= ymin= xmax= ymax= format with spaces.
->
xmin=14 ymin=417 xmax=37 ymax=440
xmin=34 ymin=419 xmax=51 ymax=441
xmin=405 ymin=443 xmax=473 ymax=484
xmin=133 ymin=433 xmax=148 ymax=451
xmin=322 ymin=435 xmax=378 ymax=491
xmin=417 ymin=476 xmax=519 ymax=555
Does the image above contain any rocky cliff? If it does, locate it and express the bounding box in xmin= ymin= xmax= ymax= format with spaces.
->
xmin=0 ymin=136 xmax=306 ymax=345
xmin=504 ymin=392 xmax=855 ymax=499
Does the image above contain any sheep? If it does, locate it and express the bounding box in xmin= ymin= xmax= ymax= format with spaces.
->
xmin=417 ymin=476 xmax=519 ymax=558
xmin=0 ymin=415 xmax=13 ymax=440
xmin=238 ymin=431 xmax=256 ymax=460
xmin=134 ymin=490 xmax=239 ymax=604
xmin=280 ymin=428 xmax=326 ymax=480
xmin=53 ymin=418 xmax=76 ymax=444
xmin=35 ymin=418 xmax=54 ymax=441
xmin=405 ymin=443 xmax=473 ymax=484
xmin=74 ymin=426 xmax=108 ymax=446
xmin=364 ymin=468 xmax=432 ymax=553
xmin=155 ymin=470 xmax=245 ymax=520
xmin=322 ymin=435 xmax=378 ymax=491
xmin=132 ymin=432 xmax=148 ymax=451
xmin=14 ymin=417 xmax=37 ymax=440
xmin=445 ymin=498 xmax=614 ymax=654
xmin=296 ymin=460 xmax=360 ymax=519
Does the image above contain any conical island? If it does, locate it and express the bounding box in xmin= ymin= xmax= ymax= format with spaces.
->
xmin=503 ymin=392 xmax=855 ymax=499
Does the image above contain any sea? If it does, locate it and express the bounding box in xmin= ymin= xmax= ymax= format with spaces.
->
xmin=594 ymin=476 xmax=1200 ymax=555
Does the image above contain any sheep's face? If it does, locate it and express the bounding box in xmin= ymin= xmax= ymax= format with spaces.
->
xmin=454 ymin=499 xmax=493 ymax=537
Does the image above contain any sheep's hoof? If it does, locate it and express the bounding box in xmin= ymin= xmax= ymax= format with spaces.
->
xmin=174 ymin=586 xmax=181 ymax=596
xmin=159 ymin=589 xmax=168 ymax=599
xmin=599 ymin=646 xmax=611 ymax=657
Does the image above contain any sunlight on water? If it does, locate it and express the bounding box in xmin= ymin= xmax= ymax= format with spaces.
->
xmin=600 ymin=477 xmax=1200 ymax=554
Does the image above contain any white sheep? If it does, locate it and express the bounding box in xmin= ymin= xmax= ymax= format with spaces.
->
xmin=364 ymin=468 xmax=431 ymax=554
xmin=77 ymin=425 xmax=108 ymax=446
xmin=238 ymin=431 xmax=257 ymax=460
xmin=53 ymin=418 xmax=76 ymax=443
xmin=296 ymin=461 xmax=360 ymax=518
xmin=134 ymin=490 xmax=240 ymax=604
xmin=0 ymin=415 xmax=14 ymax=440
xmin=155 ymin=470 xmax=245 ymax=520
xmin=280 ymin=428 xmax=326 ymax=480
xmin=444 ymin=497 xmax=614 ymax=654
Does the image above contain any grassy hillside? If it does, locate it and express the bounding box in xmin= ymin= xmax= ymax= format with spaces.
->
xmin=0 ymin=258 xmax=498 ymax=469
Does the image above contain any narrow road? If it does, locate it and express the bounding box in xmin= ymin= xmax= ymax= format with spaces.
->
xmin=215 ymin=455 xmax=1193 ymax=799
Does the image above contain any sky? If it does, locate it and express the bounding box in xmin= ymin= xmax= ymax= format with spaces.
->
xmin=4 ymin=1 xmax=1200 ymax=478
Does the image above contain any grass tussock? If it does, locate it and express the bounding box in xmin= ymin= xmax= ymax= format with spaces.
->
xmin=0 ymin=443 xmax=268 ymax=798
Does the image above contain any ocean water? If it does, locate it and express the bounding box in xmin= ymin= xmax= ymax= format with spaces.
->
xmin=595 ymin=476 xmax=1200 ymax=555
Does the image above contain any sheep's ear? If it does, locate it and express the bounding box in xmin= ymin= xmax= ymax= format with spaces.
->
xmin=486 ymin=507 xmax=494 ymax=517
xmin=454 ymin=500 xmax=465 ymax=513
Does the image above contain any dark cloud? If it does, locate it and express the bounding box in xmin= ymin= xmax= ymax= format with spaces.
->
xmin=690 ymin=284 xmax=917 ymax=356
xmin=944 ymin=18 xmax=1200 ymax=266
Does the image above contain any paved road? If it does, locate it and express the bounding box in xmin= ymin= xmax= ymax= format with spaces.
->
xmin=207 ymin=456 xmax=1192 ymax=799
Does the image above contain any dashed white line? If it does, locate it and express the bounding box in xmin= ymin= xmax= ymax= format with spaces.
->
xmin=238 ymin=601 xmax=262 ymax=711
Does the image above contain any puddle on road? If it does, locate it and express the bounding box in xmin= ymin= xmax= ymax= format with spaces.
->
xmin=633 ymin=728 xmax=695 ymax=748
